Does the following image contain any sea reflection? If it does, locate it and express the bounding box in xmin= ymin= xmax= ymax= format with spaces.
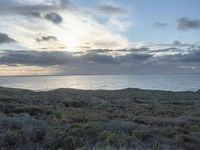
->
xmin=0 ymin=74 xmax=199 ymax=91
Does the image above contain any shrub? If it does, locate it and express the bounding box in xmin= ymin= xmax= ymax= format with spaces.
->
xmin=63 ymin=100 xmax=89 ymax=108
xmin=99 ymin=130 xmax=129 ymax=147
xmin=0 ymin=97 xmax=13 ymax=103
xmin=11 ymin=106 xmax=52 ymax=116
xmin=62 ymin=136 xmax=76 ymax=150
xmin=103 ymin=120 xmax=137 ymax=133
xmin=31 ymin=128 xmax=45 ymax=143
xmin=132 ymin=130 xmax=153 ymax=142
xmin=3 ymin=131 xmax=20 ymax=146
xmin=53 ymin=112 xmax=63 ymax=119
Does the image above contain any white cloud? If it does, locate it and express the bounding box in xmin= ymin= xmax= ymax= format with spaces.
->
xmin=106 ymin=17 xmax=130 ymax=32
xmin=0 ymin=0 xmax=131 ymax=51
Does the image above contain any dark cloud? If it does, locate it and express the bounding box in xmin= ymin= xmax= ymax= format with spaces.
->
xmin=177 ymin=17 xmax=200 ymax=31
xmin=156 ymin=41 xmax=198 ymax=50
xmin=0 ymin=2 xmax=55 ymax=14
xmin=125 ymin=48 xmax=149 ymax=53
xmin=0 ymin=0 xmax=72 ymax=15
xmin=23 ymin=12 xmax=42 ymax=18
xmin=96 ymin=4 xmax=127 ymax=15
xmin=44 ymin=12 xmax=63 ymax=24
xmin=1 ymin=47 xmax=200 ymax=74
xmin=22 ymin=11 xmax=64 ymax=25
xmin=80 ymin=47 xmax=149 ymax=54
xmin=118 ymin=53 xmax=153 ymax=64
xmin=36 ymin=36 xmax=57 ymax=42
xmin=0 ymin=33 xmax=16 ymax=44
xmin=2 ymin=47 xmax=200 ymax=67
xmin=0 ymin=51 xmax=75 ymax=66
xmin=180 ymin=51 xmax=200 ymax=63
xmin=153 ymin=22 xmax=168 ymax=29
xmin=173 ymin=40 xmax=182 ymax=46
xmin=82 ymin=52 xmax=117 ymax=64
xmin=159 ymin=50 xmax=200 ymax=63
xmin=60 ymin=0 xmax=71 ymax=6
xmin=0 ymin=50 xmax=153 ymax=67
xmin=88 ymin=49 xmax=115 ymax=54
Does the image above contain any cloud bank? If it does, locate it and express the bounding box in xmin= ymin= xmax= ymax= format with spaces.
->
xmin=1 ymin=42 xmax=200 ymax=75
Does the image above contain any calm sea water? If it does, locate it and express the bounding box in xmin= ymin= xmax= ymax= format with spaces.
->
xmin=0 ymin=74 xmax=200 ymax=91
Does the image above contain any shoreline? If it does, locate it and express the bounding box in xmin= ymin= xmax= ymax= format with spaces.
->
xmin=0 ymin=86 xmax=200 ymax=93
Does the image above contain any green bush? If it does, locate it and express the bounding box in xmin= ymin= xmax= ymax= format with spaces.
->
xmin=53 ymin=112 xmax=63 ymax=119
xmin=0 ymin=97 xmax=12 ymax=103
xmin=61 ymin=136 xmax=77 ymax=150
xmin=63 ymin=100 xmax=89 ymax=108
xmin=11 ymin=106 xmax=51 ymax=116
xmin=99 ymin=130 xmax=129 ymax=147
xmin=132 ymin=130 xmax=153 ymax=141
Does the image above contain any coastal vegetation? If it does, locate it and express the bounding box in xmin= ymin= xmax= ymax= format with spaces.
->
xmin=0 ymin=87 xmax=200 ymax=150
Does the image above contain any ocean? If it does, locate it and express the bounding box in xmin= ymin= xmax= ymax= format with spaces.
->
xmin=0 ymin=74 xmax=199 ymax=91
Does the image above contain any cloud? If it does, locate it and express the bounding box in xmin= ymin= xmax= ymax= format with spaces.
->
xmin=106 ymin=17 xmax=130 ymax=32
xmin=44 ymin=12 xmax=63 ymax=24
xmin=0 ymin=33 xmax=16 ymax=44
xmin=82 ymin=52 xmax=117 ymax=64
xmin=23 ymin=12 xmax=42 ymax=18
xmin=60 ymin=0 xmax=71 ymax=6
xmin=2 ymin=43 xmax=200 ymax=67
xmin=0 ymin=0 xmax=130 ymax=50
xmin=0 ymin=0 xmax=71 ymax=15
xmin=96 ymin=4 xmax=127 ymax=15
xmin=119 ymin=53 xmax=153 ymax=63
xmin=180 ymin=65 xmax=197 ymax=70
xmin=173 ymin=40 xmax=182 ymax=46
xmin=0 ymin=49 xmax=153 ymax=67
xmin=0 ymin=50 xmax=75 ymax=66
xmin=36 ymin=36 xmax=57 ymax=42
xmin=175 ymin=51 xmax=200 ymax=63
xmin=23 ymin=11 xmax=63 ymax=25
xmin=151 ymin=47 xmax=179 ymax=53
xmin=177 ymin=17 xmax=200 ymax=31
xmin=153 ymin=22 xmax=168 ymax=29
xmin=159 ymin=50 xmax=200 ymax=63
xmin=0 ymin=2 xmax=51 ymax=14
xmin=1 ymin=45 xmax=200 ymax=74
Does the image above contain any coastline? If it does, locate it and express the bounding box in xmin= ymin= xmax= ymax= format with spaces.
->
xmin=0 ymin=86 xmax=200 ymax=149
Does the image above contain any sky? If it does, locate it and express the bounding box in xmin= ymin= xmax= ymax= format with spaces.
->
xmin=0 ymin=0 xmax=200 ymax=76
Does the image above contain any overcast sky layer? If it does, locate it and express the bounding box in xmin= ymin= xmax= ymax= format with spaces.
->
xmin=0 ymin=0 xmax=200 ymax=76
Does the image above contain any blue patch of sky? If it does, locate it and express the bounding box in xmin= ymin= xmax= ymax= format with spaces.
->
xmin=72 ymin=0 xmax=200 ymax=43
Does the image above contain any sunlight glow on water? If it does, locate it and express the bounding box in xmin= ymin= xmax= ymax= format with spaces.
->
xmin=0 ymin=74 xmax=200 ymax=91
